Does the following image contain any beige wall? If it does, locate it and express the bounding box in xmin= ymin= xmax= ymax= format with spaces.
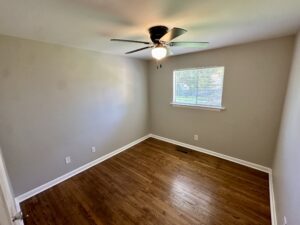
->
xmin=0 ymin=33 xmax=296 ymax=200
xmin=0 ymin=35 xmax=149 ymax=196
xmin=273 ymin=32 xmax=300 ymax=224
xmin=148 ymin=36 xmax=294 ymax=167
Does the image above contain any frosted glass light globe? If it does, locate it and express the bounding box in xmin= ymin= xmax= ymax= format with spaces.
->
xmin=151 ymin=46 xmax=167 ymax=60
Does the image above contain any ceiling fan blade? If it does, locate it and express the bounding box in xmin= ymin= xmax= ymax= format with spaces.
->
xmin=166 ymin=45 xmax=174 ymax=56
xmin=160 ymin=27 xmax=187 ymax=42
xmin=125 ymin=46 xmax=152 ymax=54
xmin=111 ymin=39 xmax=150 ymax=45
xmin=169 ymin=42 xmax=209 ymax=48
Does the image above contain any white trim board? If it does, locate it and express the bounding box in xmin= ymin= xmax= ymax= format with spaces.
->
xmin=149 ymin=134 xmax=271 ymax=173
xmin=15 ymin=134 xmax=151 ymax=204
xmin=15 ymin=133 xmax=277 ymax=225
xmin=0 ymin=147 xmax=23 ymax=225
xmin=269 ymin=173 xmax=278 ymax=225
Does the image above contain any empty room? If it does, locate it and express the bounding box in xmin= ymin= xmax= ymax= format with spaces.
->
xmin=0 ymin=0 xmax=300 ymax=224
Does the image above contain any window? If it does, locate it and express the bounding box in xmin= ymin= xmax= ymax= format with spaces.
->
xmin=172 ymin=67 xmax=225 ymax=110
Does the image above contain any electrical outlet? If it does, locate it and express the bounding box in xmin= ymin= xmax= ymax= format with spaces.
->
xmin=91 ymin=146 xmax=96 ymax=153
xmin=284 ymin=216 xmax=287 ymax=225
xmin=194 ymin=134 xmax=199 ymax=141
xmin=65 ymin=156 xmax=71 ymax=164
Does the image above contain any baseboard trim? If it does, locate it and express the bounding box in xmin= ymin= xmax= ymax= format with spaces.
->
xmin=15 ymin=133 xmax=277 ymax=225
xmin=14 ymin=201 xmax=24 ymax=225
xmin=15 ymin=134 xmax=151 ymax=204
xmin=149 ymin=134 xmax=271 ymax=173
xmin=269 ymin=173 xmax=278 ymax=225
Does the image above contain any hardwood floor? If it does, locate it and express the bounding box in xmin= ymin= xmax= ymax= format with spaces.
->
xmin=21 ymin=138 xmax=271 ymax=225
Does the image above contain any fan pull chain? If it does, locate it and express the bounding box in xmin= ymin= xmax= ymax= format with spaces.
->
xmin=156 ymin=61 xmax=162 ymax=70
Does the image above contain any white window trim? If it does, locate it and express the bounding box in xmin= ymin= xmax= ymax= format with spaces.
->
xmin=170 ymin=102 xmax=226 ymax=111
xmin=172 ymin=66 xmax=226 ymax=111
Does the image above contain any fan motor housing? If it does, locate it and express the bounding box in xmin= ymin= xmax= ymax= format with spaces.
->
xmin=148 ymin=25 xmax=168 ymax=44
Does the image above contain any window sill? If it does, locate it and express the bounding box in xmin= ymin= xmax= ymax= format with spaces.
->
xmin=170 ymin=102 xmax=226 ymax=111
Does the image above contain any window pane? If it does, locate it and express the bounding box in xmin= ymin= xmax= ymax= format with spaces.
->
xmin=174 ymin=67 xmax=224 ymax=107
xmin=175 ymin=70 xmax=197 ymax=104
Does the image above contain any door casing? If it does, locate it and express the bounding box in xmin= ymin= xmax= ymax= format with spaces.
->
xmin=0 ymin=147 xmax=23 ymax=225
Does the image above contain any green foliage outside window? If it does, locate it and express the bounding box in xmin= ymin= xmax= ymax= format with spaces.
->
xmin=174 ymin=67 xmax=224 ymax=107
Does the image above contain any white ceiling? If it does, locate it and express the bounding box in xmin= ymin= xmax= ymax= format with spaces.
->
xmin=0 ymin=0 xmax=300 ymax=59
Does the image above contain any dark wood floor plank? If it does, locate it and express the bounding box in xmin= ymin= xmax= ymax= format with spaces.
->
xmin=21 ymin=138 xmax=271 ymax=225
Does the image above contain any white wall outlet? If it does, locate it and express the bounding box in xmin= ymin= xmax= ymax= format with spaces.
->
xmin=284 ymin=216 xmax=287 ymax=225
xmin=65 ymin=156 xmax=71 ymax=164
xmin=91 ymin=146 xmax=96 ymax=153
xmin=194 ymin=134 xmax=199 ymax=141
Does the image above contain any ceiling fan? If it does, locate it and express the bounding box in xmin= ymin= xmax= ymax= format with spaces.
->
xmin=111 ymin=25 xmax=209 ymax=60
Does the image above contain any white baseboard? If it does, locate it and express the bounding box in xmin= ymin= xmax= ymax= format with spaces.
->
xmin=15 ymin=133 xmax=277 ymax=225
xmin=149 ymin=134 xmax=271 ymax=173
xmin=15 ymin=134 xmax=151 ymax=204
xmin=269 ymin=173 xmax=278 ymax=225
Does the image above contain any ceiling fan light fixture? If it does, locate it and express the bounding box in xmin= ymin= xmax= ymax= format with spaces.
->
xmin=151 ymin=46 xmax=167 ymax=60
xmin=111 ymin=25 xmax=209 ymax=59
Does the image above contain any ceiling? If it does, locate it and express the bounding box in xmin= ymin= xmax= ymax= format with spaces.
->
xmin=0 ymin=0 xmax=300 ymax=59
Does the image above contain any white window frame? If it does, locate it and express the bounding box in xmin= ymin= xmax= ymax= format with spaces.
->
xmin=171 ymin=66 xmax=226 ymax=111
